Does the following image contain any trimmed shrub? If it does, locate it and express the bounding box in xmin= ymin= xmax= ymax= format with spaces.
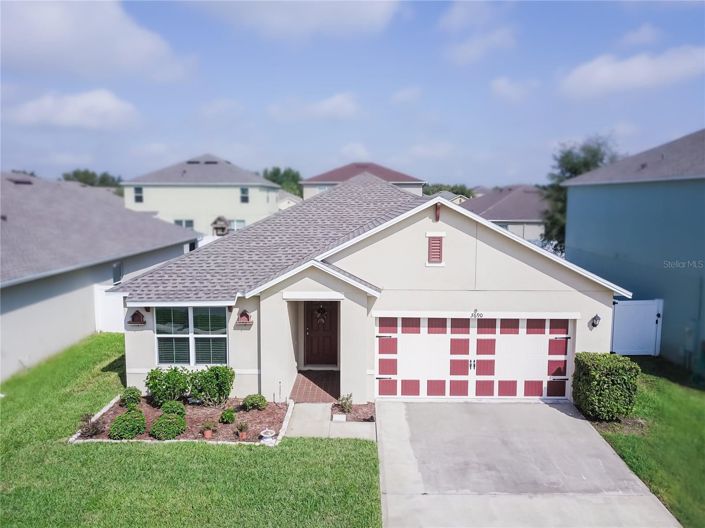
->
xmin=150 ymin=413 xmax=186 ymax=440
xmin=108 ymin=410 xmax=146 ymax=440
xmin=161 ymin=400 xmax=186 ymax=417
xmin=145 ymin=368 xmax=190 ymax=406
xmin=121 ymin=386 xmax=142 ymax=409
xmin=79 ymin=413 xmax=105 ymax=437
xmin=573 ymin=352 xmax=641 ymax=421
xmin=242 ymin=393 xmax=267 ymax=411
xmin=219 ymin=408 xmax=236 ymax=424
xmin=190 ymin=366 xmax=235 ymax=406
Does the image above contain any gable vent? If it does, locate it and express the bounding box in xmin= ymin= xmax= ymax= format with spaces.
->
xmin=428 ymin=237 xmax=443 ymax=264
xmin=204 ymin=160 xmax=218 ymax=165
xmin=186 ymin=160 xmax=200 ymax=164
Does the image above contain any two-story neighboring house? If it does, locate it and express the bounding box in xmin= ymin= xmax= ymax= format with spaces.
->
xmin=122 ymin=154 xmax=281 ymax=236
xmin=301 ymin=162 xmax=425 ymax=199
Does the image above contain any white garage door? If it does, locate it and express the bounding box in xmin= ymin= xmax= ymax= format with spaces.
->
xmin=375 ymin=316 xmax=572 ymax=398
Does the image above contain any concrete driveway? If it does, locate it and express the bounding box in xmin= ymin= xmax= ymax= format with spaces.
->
xmin=377 ymin=401 xmax=679 ymax=527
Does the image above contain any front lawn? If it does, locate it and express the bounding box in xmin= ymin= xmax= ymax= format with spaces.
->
xmin=0 ymin=333 xmax=381 ymax=527
xmin=597 ymin=357 xmax=705 ymax=528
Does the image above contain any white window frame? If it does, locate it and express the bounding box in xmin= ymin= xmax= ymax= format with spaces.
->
xmin=134 ymin=187 xmax=143 ymax=203
xmin=154 ymin=307 xmax=228 ymax=367
xmin=240 ymin=187 xmax=249 ymax=203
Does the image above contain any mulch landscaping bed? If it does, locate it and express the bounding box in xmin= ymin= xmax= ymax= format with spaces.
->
xmin=83 ymin=397 xmax=287 ymax=443
xmin=331 ymin=402 xmax=376 ymax=422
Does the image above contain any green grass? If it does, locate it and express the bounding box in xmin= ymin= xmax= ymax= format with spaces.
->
xmin=598 ymin=357 xmax=705 ymax=528
xmin=0 ymin=334 xmax=381 ymax=527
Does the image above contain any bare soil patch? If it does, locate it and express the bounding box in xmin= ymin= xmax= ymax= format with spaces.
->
xmin=331 ymin=402 xmax=376 ymax=422
xmin=592 ymin=416 xmax=649 ymax=436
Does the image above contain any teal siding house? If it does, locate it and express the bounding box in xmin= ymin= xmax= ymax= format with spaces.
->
xmin=564 ymin=130 xmax=705 ymax=369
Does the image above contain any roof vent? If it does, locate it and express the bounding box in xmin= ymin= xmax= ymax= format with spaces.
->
xmin=204 ymin=160 xmax=218 ymax=165
xmin=639 ymin=162 xmax=648 ymax=171
xmin=7 ymin=178 xmax=33 ymax=185
xmin=186 ymin=160 xmax=200 ymax=164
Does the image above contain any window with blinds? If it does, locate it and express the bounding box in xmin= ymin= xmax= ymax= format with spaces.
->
xmin=195 ymin=338 xmax=227 ymax=364
xmin=154 ymin=307 xmax=228 ymax=366
xmin=158 ymin=338 xmax=190 ymax=364
xmin=427 ymin=236 xmax=443 ymax=264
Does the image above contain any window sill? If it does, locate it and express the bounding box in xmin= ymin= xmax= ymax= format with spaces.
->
xmin=425 ymin=262 xmax=446 ymax=267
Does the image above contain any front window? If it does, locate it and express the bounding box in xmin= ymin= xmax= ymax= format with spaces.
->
xmin=240 ymin=187 xmax=249 ymax=203
xmin=174 ymin=219 xmax=194 ymax=229
xmin=228 ymin=219 xmax=246 ymax=230
xmin=155 ymin=306 xmax=228 ymax=365
xmin=134 ymin=187 xmax=143 ymax=203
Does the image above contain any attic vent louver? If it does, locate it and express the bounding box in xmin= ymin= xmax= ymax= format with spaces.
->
xmin=186 ymin=160 xmax=200 ymax=164
xmin=8 ymin=178 xmax=33 ymax=185
xmin=204 ymin=161 xmax=218 ymax=165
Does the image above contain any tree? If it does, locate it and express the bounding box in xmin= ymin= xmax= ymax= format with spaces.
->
xmin=423 ymin=183 xmax=475 ymax=198
xmin=62 ymin=169 xmax=124 ymax=196
xmin=262 ymin=167 xmax=302 ymax=197
xmin=540 ymin=135 xmax=619 ymax=254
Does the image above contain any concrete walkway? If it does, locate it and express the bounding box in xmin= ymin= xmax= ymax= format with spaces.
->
xmin=377 ymin=401 xmax=679 ymax=528
xmin=285 ymin=403 xmax=376 ymax=441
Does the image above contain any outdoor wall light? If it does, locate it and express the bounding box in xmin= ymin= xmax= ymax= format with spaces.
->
xmin=590 ymin=314 xmax=601 ymax=328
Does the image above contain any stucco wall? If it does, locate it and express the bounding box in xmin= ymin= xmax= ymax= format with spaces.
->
xmin=0 ymin=244 xmax=187 ymax=381
xmin=566 ymin=180 xmax=705 ymax=367
xmin=124 ymin=185 xmax=279 ymax=235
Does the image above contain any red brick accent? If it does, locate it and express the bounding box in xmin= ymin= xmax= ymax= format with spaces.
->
xmin=550 ymin=319 xmax=569 ymax=335
xmin=402 ymin=318 xmax=421 ymax=334
xmin=378 ymin=379 xmax=397 ymax=396
xmin=498 ymin=380 xmax=517 ymax=396
xmin=427 ymin=380 xmax=446 ymax=396
xmin=524 ymin=380 xmax=543 ymax=397
xmin=500 ymin=319 xmax=519 ymax=334
xmin=428 ymin=318 xmax=447 ymax=334
xmin=449 ymin=380 xmax=468 ymax=396
xmin=476 ymin=380 xmax=494 ymax=396
xmin=476 ymin=359 xmax=495 ymax=376
xmin=401 ymin=379 xmax=420 ymax=396
xmin=379 ymin=317 xmax=398 ymax=333
xmin=548 ymin=339 xmax=568 ymax=356
xmin=526 ymin=319 xmax=546 ymax=334
xmin=450 ymin=338 xmax=470 ymax=355
xmin=451 ymin=318 xmax=470 ymax=334
xmin=547 ymin=380 xmax=566 ymax=397
xmin=450 ymin=359 xmax=469 ymax=376
xmin=477 ymin=318 xmax=497 ymax=334
xmin=378 ymin=358 xmax=397 ymax=375
xmin=476 ymin=339 xmax=496 ymax=355
xmin=548 ymin=359 xmax=567 ymax=376
xmin=378 ymin=337 xmax=397 ymax=354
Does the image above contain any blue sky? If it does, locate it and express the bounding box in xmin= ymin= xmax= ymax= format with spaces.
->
xmin=2 ymin=1 xmax=704 ymax=186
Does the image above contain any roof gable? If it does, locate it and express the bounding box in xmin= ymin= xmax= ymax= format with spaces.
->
xmin=303 ymin=162 xmax=425 ymax=184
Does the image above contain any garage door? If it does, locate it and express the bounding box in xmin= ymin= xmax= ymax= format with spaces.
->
xmin=375 ymin=316 xmax=572 ymax=398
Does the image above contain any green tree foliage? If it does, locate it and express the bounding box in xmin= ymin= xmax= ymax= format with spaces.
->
xmin=62 ymin=169 xmax=124 ymax=196
xmin=262 ymin=166 xmax=302 ymax=197
xmin=540 ymin=136 xmax=618 ymax=253
xmin=423 ymin=183 xmax=475 ymax=198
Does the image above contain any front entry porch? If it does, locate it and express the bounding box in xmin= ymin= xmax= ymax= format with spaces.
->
xmin=290 ymin=370 xmax=340 ymax=403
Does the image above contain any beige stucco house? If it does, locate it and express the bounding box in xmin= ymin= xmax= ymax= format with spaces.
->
xmin=122 ymin=154 xmax=282 ymax=236
xmin=301 ymin=162 xmax=425 ymax=199
xmin=0 ymin=173 xmax=196 ymax=381
xmin=114 ymin=174 xmax=630 ymax=404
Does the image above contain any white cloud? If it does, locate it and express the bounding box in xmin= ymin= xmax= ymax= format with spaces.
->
xmin=490 ymin=77 xmax=539 ymax=103
xmin=620 ymin=23 xmax=661 ymax=47
xmin=438 ymin=1 xmax=497 ymax=33
xmin=340 ymin=142 xmax=370 ymax=160
xmin=391 ymin=86 xmax=423 ymax=104
xmin=268 ymin=93 xmax=359 ymax=120
xmin=1 ymin=1 xmax=191 ymax=81
xmin=9 ymin=90 xmax=138 ymax=129
xmin=199 ymin=2 xmax=399 ymax=39
xmin=445 ymin=28 xmax=515 ymax=65
xmin=560 ymin=46 xmax=705 ymax=98
xmin=409 ymin=141 xmax=454 ymax=160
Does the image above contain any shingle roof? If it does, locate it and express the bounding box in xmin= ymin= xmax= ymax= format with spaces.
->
xmin=428 ymin=190 xmax=459 ymax=201
xmin=564 ymin=129 xmax=705 ymax=187
xmin=1 ymin=173 xmax=197 ymax=287
xmin=112 ymin=174 xmax=427 ymax=302
xmin=123 ymin=154 xmax=279 ymax=187
xmin=461 ymin=185 xmax=546 ymax=222
xmin=303 ymin=162 xmax=425 ymax=184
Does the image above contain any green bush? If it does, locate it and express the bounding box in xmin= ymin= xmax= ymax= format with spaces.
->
xmin=120 ymin=386 xmax=142 ymax=409
xmin=190 ymin=366 xmax=235 ymax=406
xmin=219 ymin=408 xmax=236 ymax=424
xmin=145 ymin=368 xmax=190 ymax=406
xmin=150 ymin=413 xmax=187 ymax=440
xmin=572 ymin=352 xmax=641 ymax=421
xmin=242 ymin=393 xmax=267 ymax=411
xmin=338 ymin=393 xmax=353 ymax=414
xmin=161 ymin=400 xmax=186 ymax=417
xmin=108 ymin=410 xmax=146 ymax=440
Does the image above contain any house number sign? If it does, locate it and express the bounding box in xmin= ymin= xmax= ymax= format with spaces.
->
xmin=470 ymin=309 xmax=484 ymax=319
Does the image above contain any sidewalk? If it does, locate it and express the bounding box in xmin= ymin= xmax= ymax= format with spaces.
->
xmin=285 ymin=403 xmax=376 ymax=441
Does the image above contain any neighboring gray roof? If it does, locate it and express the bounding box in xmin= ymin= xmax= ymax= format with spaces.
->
xmin=277 ymin=189 xmax=302 ymax=203
xmin=564 ymin=129 xmax=705 ymax=187
xmin=428 ymin=191 xmax=459 ymax=201
xmin=123 ymin=154 xmax=279 ymax=187
xmin=112 ymin=174 xmax=427 ymax=302
xmin=1 ymin=173 xmax=197 ymax=287
xmin=303 ymin=162 xmax=425 ymax=184
xmin=461 ymin=185 xmax=546 ymax=222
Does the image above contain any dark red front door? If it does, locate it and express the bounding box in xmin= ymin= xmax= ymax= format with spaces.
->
xmin=304 ymin=301 xmax=338 ymax=365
